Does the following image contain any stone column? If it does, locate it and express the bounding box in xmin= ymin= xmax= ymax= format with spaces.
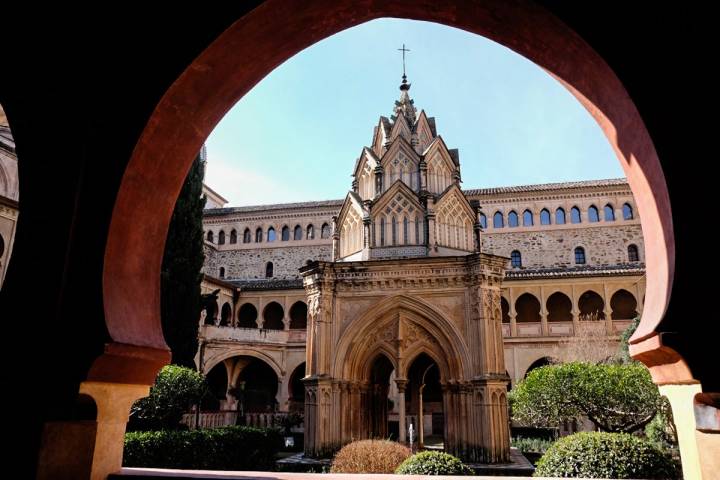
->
xmin=419 ymin=160 xmax=427 ymax=191
xmin=571 ymin=284 xmax=580 ymax=335
xmin=331 ymin=216 xmax=339 ymax=261
xmin=540 ymin=286 xmax=549 ymax=336
xmin=426 ymin=197 xmax=437 ymax=255
xmin=603 ymin=283 xmax=613 ymax=334
xmin=396 ymin=379 xmax=407 ymax=443
xmin=374 ymin=166 xmax=384 ymax=197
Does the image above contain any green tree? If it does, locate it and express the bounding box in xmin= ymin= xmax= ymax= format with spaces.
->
xmin=509 ymin=362 xmax=661 ymax=433
xmin=617 ymin=316 xmax=641 ymax=364
xmin=161 ymin=151 xmax=206 ymax=367
xmin=128 ymin=365 xmax=208 ymax=431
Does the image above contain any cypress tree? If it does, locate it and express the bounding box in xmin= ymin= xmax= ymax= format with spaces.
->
xmin=161 ymin=150 xmax=206 ymax=367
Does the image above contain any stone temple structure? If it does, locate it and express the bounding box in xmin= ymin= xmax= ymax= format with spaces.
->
xmin=300 ymin=74 xmax=511 ymax=461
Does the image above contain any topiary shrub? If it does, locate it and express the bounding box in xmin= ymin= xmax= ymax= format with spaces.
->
xmin=330 ymin=439 xmax=411 ymax=473
xmin=533 ymin=432 xmax=680 ymax=479
xmin=123 ymin=426 xmax=283 ymax=470
xmin=395 ymin=451 xmax=473 ymax=476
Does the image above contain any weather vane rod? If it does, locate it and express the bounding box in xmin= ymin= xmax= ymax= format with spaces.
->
xmin=398 ymin=43 xmax=410 ymax=78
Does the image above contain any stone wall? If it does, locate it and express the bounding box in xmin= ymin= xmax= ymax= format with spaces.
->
xmin=204 ymin=244 xmax=333 ymax=280
xmin=481 ymin=224 xmax=644 ymax=268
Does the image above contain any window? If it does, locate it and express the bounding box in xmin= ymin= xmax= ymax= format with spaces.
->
xmin=623 ymin=203 xmax=634 ymax=220
xmin=604 ymin=204 xmax=615 ymax=221
xmin=523 ymin=209 xmax=534 ymax=226
xmin=628 ymin=244 xmax=639 ymax=262
xmin=255 ymin=228 xmax=263 ymax=243
xmin=281 ymin=226 xmax=290 ymax=241
xmin=267 ymin=227 xmax=276 ymax=242
xmin=219 ymin=267 xmax=225 ymax=278
xmin=218 ymin=231 xmax=225 ymax=245
xmin=391 ymin=217 xmax=397 ymax=245
xmin=265 ymin=262 xmax=274 ymax=278
xmin=206 ymin=230 xmax=214 ymax=243
xmin=540 ymin=209 xmax=551 ymax=225
xmin=307 ymin=224 xmax=314 ymax=240
xmin=571 ymin=206 xmax=582 ymax=224
xmin=574 ymin=246 xmax=586 ymax=264
xmin=380 ymin=218 xmax=385 ymax=246
xmin=588 ymin=205 xmax=599 ymax=222
xmin=415 ymin=215 xmax=420 ymax=243
xmin=321 ymin=223 xmax=331 ymax=239
xmin=294 ymin=225 xmax=302 ymax=240
xmin=243 ymin=228 xmax=251 ymax=243
xmin=403 ymin=217 xmax=408 ymax=244
xmin=511 ymin=250 xmax=522 ymax=268
xmin=229 ymin=229 xmax=237 ymax=244
xmin=555 ymin=208 xmax=566 ymax=225
xmin=479 ymin=213 xmax=487 ymax=229
xmin=508 ymin=211 xmax=519 ymax=227
xmin=493 ymin=212 xmax=504 ymax=228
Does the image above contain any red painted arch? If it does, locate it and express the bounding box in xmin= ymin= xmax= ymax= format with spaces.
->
xmin=103 ymin=0 xmax=677 ymax=381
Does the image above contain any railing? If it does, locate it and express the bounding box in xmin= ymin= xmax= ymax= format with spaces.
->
xmin=180 ymin=411 xmax=303 ymax=431
xmin=503 ymin=318 xmax=636 ymax=339
xmin=199 ymin=325 xmax=306 ymax=344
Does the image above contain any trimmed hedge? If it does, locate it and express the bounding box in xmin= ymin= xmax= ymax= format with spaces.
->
xmin=330 ymin=440 xmax=411 ymax=473
xmin=395 ymin=451 xmax=473 ymax=476
xmin=533 ymin=432 xmax=680 ymax=479
xmin=123 ymin=426 xmax=283 ymax=470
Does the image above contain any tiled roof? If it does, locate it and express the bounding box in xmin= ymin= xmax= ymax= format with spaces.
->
xmin=204 ymin=199 xmax=344 ymax=216
xmin=230 ymin=278 xmax=304 ymax=290
xmin=505 ymin=263 xmax=645 ymax=280
xmin=464 ymin=178 xmax=628 ymax=196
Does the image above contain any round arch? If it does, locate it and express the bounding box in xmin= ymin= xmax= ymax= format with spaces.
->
xmin=102 ymin=0 xmax=675 ymax=386
xmin=202 ymin=347 xmax=283 ymax=378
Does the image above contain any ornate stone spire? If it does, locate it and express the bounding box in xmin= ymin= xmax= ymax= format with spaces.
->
xmin=392 ymin=44 xmax=417 ymax=125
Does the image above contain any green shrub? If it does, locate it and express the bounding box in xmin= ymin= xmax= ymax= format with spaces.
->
xmin=128 ymin=365 xmax=207 ymax=431
xmin=395 ymin=451 xmax=473 ymax=476
xmin=511 ymin=437 xmax=553 ymax=454
xmin=533 ymin=432 xmax=680 ymax=479
xmin=123 ymin=426 xmax=283 ymax=470
xmin=330 ymin=440 xmax=411 ymax=473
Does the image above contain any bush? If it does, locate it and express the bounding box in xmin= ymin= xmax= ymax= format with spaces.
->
xmin=395 ymin=451 xmax=473 ymax=476
xmin=123 ymin=426 xmax=283 ymax=470
xmin=533 ymin=432 xmax=680 ymax=479
xmin=330 ymin=439 xmax=411 ymax=473
xmin=512 ymin=437 xmax=553 ymax=454
xmin=128 ymin=365 xmax=207 ymax=431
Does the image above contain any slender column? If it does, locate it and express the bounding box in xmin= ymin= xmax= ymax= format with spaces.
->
xmin=603 ymin=283 xmax=613 ymax=334
xmin=418 ymin=382 xmax=425 ymax=449
xmin=540 ymin=285 xmax=549 ymax=336
xmin=509 ymin=288 xmax=518 ymax=337
xmin=396 ymin=379 xmax=407 ymax=443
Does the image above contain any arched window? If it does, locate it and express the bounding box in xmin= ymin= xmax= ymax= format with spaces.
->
xmin=265 ymin=261 xmax=274 ymax=278
xmin=281 ymin=226 xmax=290 ymax=241
xmin=523 ymin=209 xmax=534 ymax=226
xmin=219 ymin=267 xmax=225 ymax=278
xmin=255 ymin=228 xmax=263 ymax=243
xmin=611 ymin=289 xmax=638 ymax=320
xmin=571 ymin=207 xmax=582 ymax=224
xmin=508 ymin=211 xmax=519 ymax=227
xmin=380 ymin=218 xmax=385 ymax=246
xmin=579 ymin=290 xmax=605 ymax=320
xmin=588 ymin=205 xmax=599 ymax=222
xmin=555 ymin=208 xmax=566 ymax=225
xmin=604 ymin=204 xmax=615 ymax=221
xmin=574 ymin=246 xmax=586 ymax=264
xmin=321 ymin=223 xmax=331 ymax=239
xmin=501 ymin=297 xmax=510 ymax=323
xmin=237 ymin=303 xmax=258 ymax=328
xmin=262 ymin=302 xmax=284 ymax=330
xmin=623 ymin=203 xmax=634 ymax=220
xmin=515 ymin=293 xmax=541 ymax=323
xmin=229 ymin=229 xmax=237 ymax=244
xmin=511 ymin=250 xmax=522 ymax=268
xmin=540 ymin=209 xmax=551 ymax=225
xmin=628 ymin=244 xmax=640 ymax=262
xmin=546 ymin=292 xmax=573 ymax=322
xmin=306 ymin=224 xmax=314 ymax=240
xmin=293 ymin=225 xmax=302 ymax=240
xmin=267 ymin=227 xmax=276 ymax=242
xmin=289 ymin=301 xmax=308 ymax=329
xmin=403 ymin=217 xmax=408 ymax=244
xmin=415 ymin=215 xmax=420 ymax=243
xmin=479 ymin=213 xmax=487 ymax=229
xmin=218 ymin=231 xmax=226 ymax=245
xmin=243 ymin=228 xmax=251 ymax=243
xmin=391 ymin=217 xmax=397 ymax=245
xmin=220 ymin=302 xmax=232 ymax=326
xmin=493 ymin=212 xmax=504 ymax=228
xmin=206 ymin=230 xmax=214 ymax=243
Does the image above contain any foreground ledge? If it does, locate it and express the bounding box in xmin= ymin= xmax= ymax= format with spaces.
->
xmin=112 ymin=468 xmax=537 ymax=479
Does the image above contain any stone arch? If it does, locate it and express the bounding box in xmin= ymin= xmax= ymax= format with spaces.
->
xmin=611 ymin=289 xmax=638 ymax=320
xmin=500 ymin=297 xmax=510 ymax=323
xmin=334 ymin=295 xmax=470 ymax=382
xmin=579 ymin=290 xmax=605 ymax=320
xmin=524 ymin=356 xmax=554 ymax=378
xmin=546 ymin=292 xmax=573 ymax=322
xmin=220 ymin=302 xmax=232 ymax=326
xmin=203 ymin=347 xmax=283 ymax=379
xmin=288 ymin=361 xmax=306 ymax=412
xmin=262 ymin=301 xmax=284 ymax=330
xmin=515 ymin=293 xmax=541 ymax=323
xmin=237 ymin=302 xmax=258 ymax=328
xmin=99 ymin=0 xmax=678 ymax=428
xmin=289 ymin=300 xmax=307 ymax=329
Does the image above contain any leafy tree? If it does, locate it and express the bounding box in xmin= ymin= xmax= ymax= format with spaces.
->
xmin=128 ymin=365 xmax=208 ymax=431
xmin=161 ymin=151 xmax=206 ymax=367
xmin=510 ymin=362 xmax=661 ymax=433
xmin=617 ymin=316 xmax=641 ymax=364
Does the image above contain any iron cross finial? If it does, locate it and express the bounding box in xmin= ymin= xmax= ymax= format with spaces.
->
xmin=398 ymin=44 xmax=410 ymax=78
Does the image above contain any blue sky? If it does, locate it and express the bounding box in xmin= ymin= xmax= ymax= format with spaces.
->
xmin=205 ymin=19 xmax=623 ymax=206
